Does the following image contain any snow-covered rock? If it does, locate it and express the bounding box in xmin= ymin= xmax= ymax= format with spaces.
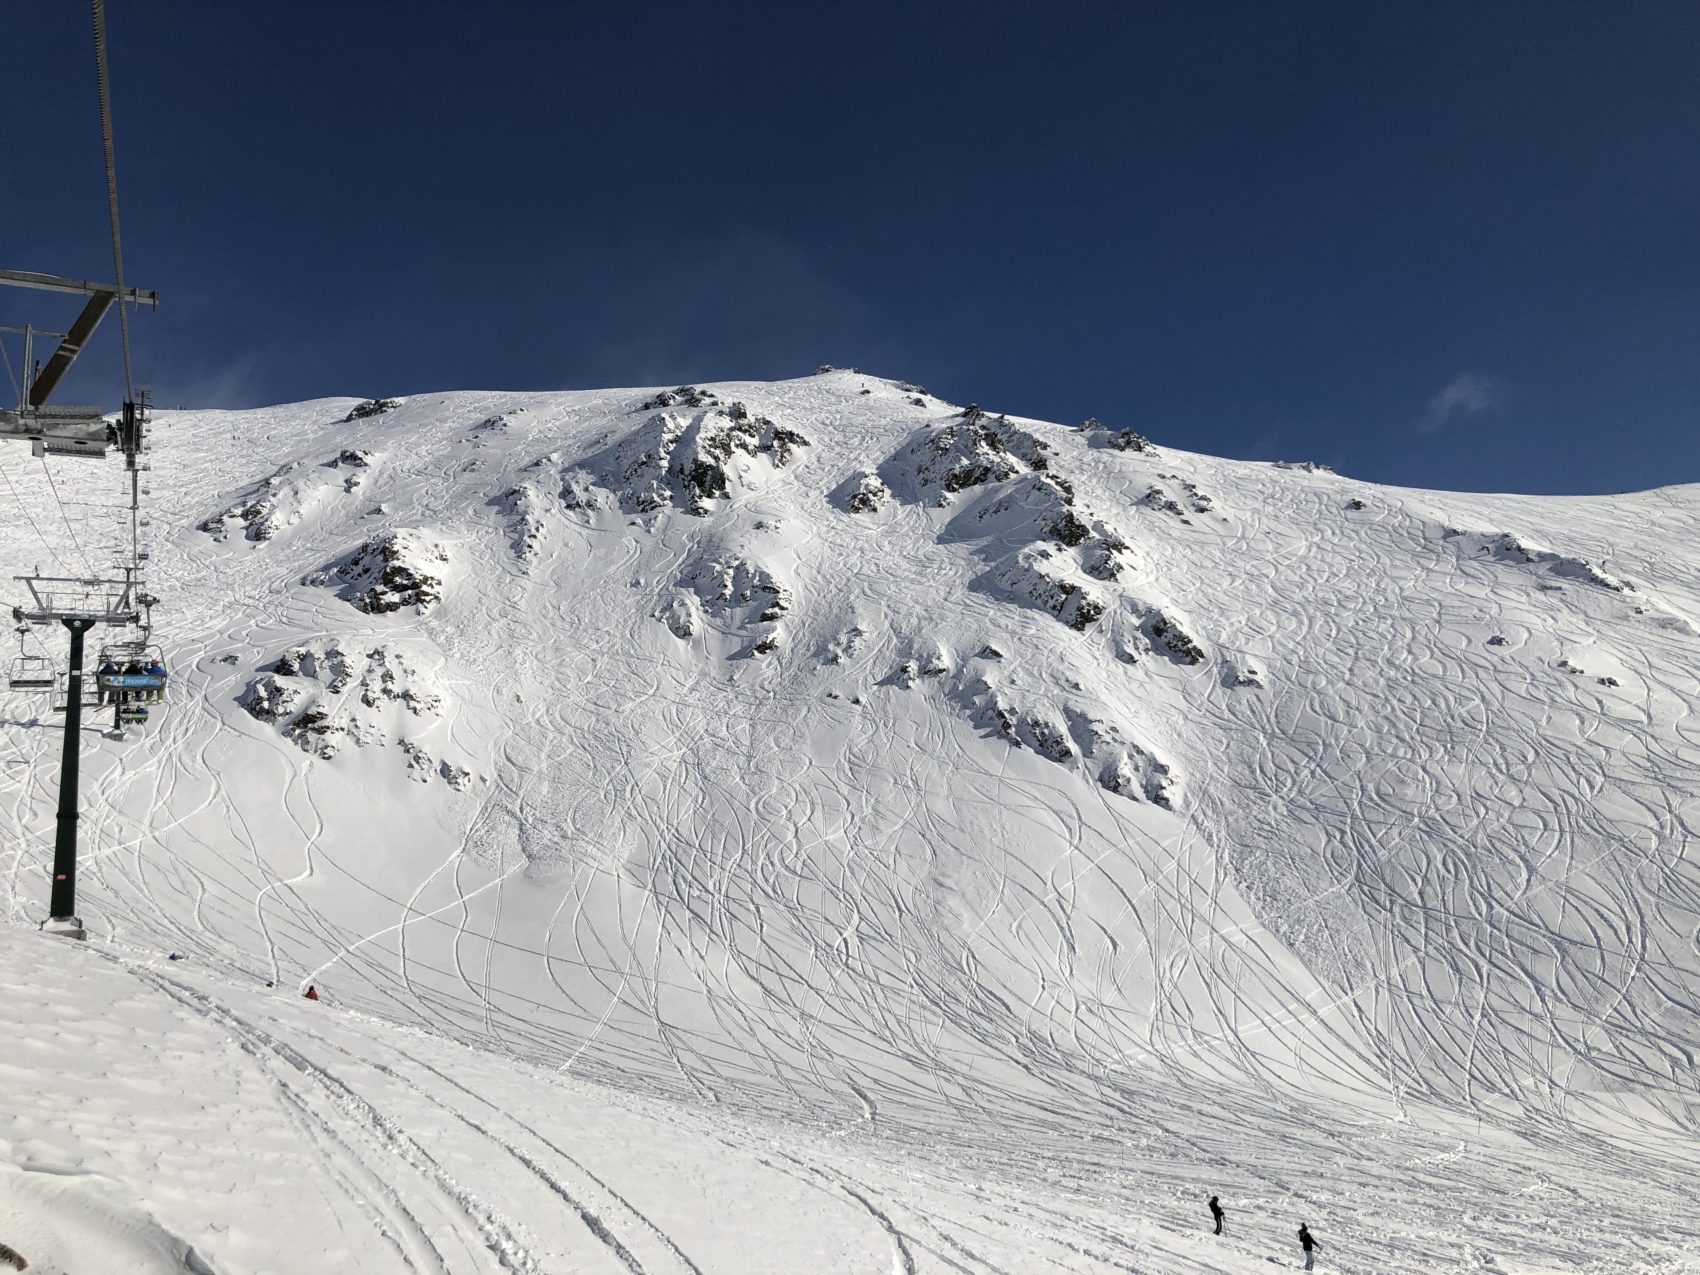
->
xmin=304 ymin=528 xmax=449 ymax=614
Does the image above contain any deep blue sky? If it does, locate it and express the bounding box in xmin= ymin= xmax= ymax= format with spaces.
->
xmin=5 ymin=2 xmax=1696 ymax=494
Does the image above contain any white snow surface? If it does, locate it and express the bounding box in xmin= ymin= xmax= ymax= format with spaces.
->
xmin=2 ymin=371 xmax=1698 ymax=1272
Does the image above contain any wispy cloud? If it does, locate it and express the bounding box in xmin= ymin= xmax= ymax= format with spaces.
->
xmin=1416 ymin=371 xmax=1505 ymax=435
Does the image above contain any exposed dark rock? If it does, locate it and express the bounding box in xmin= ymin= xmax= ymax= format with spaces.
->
xmin=844 ymin=472 xmax=890 ymax=514
xmin=1142 ymin=485 xmax=1190 ymax=521
xmin=241 ymin=674 xmax=302 ymax=724
xmin=640 ymin=385 xmax=719 ymax=411
xmin=306 ymin=532 xmax=448 ymax=614
xmin=1069 ymin=595 xmax=1107 ymax=630
xmin=344 ymin=398 xmax=402 ymax=421
xmin=1022 ymin=714 xmax=1074 ymax=762
xmin=1146 ymin=612 xmax=1205 ymax=664
xmin=1048 ymin=511 xmax=1091 ymax=547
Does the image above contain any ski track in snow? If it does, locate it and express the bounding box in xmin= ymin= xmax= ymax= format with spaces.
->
xmin=3 ymin=375 xmax=1700 ymax=1271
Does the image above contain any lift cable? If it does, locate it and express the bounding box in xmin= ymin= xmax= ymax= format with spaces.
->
xmin=38 ymin=456 xmax=97 ymax=577
xmin=4 ymin=615 xmax=53 ymax=657
xmin=0 ymin=462 xmax=71 ymax=575
xmin=90 ymin=0 xmax=147 ymax=584
xmin=90 ymin=0 xmax=136 ymax=403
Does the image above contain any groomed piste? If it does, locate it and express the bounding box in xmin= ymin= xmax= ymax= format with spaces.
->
xmin=3 ymin=370 xmax=1698 ymax=1272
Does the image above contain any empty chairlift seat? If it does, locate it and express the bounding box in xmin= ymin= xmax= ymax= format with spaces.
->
xmin=6 ymin=655 xmax=55 ymax=690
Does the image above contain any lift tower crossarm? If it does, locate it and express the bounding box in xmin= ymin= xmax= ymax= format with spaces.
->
xmin=0 ymin=269 xmax=158 ymax=308
xmin=1 ymin=269 xmax=158 ymax=408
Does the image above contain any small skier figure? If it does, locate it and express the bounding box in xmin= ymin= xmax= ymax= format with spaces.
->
xmin=1298 ymin=1223 xmax=1316 ymax=1270
xmin=1208 ymin=1194 xmax=1224 ymax=1236
xmin=303 ymin=985 xmax=320 ymax=1001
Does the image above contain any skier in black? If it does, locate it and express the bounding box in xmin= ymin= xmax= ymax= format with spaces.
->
xmin=1208 ymin=1194 xmax=1224 ymax=1235
xmin=1298 ymin=1223 xmax=1316 ymax=1270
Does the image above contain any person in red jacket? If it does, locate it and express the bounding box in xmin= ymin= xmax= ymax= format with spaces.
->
xmin=303 ymin=985 xmax=319 ymax=1001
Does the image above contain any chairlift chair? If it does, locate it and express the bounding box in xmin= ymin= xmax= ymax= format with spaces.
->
xmin=7 ymin=625 xmax=54 ymax=690
xmin=96 ymin=640 xmax=168 ymax=705
xmin=8 ymin=659 xmax=55 ymax=690
xmin=7 ymin=654 xmax=55 ymax=690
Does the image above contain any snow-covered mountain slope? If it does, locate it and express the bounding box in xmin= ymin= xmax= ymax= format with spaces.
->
xmin=3 ymin=370 xmax=1698 ymax=1272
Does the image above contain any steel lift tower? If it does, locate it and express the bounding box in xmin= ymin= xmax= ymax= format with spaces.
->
xmin=0 ymin=0 xmax=165 ymax=939
xmin=2 ymin=269 xmax=158 ymax=941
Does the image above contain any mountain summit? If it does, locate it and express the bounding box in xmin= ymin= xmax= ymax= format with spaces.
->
xmin=2 ymin=369 xmax=1696 ymax=1271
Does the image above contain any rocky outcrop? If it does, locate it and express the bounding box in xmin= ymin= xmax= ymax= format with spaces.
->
xmin=990 ymin=547 xmax=1109 ymax=631
xmin=344 ymin=398 xmax=402 ymax=421
xmin=304 ymin=530 xmax=449 ymax=614
xmin=327 ymin=448 xmax=374 ymax=492
xmin=493 ymin=482 xmax=547 ymax=560
xmin=240 ymin=643 xmax=458 ymax=779
xmin=199 ymin=463 xmax=316 ymax=543
xmin=840 ymin=471 xmax=890 ymax=514
xmin=1081 ymin=419 xmax=1158 ymax=455
xmin=1139 ymin=605 xmax=1205 ymax=665
xmin=638 ymin=385 xmax=719 ymax=411
xmin=901 ymin=410 xmax=1053 ymax=502
xmin=570 ymin=405 xmax=811 ymax=517
xmin=934 ymin=672 xmax=1178 ymax=807
xmin=241 ymin=673 xmax=304 ymax=724
xmin=1448 ymin=529 xmax=1632 ymax=593
xmin=685 ymin=554 xmax=790 ymax=623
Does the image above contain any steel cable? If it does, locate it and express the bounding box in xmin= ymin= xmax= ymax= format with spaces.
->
xmin=39 ymin=457 xmax=96 ymax=577
xmin=0 ymin=462 xmax=70 ymax=574
xmin=91 ymin=0 xmax=135 ymax=403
